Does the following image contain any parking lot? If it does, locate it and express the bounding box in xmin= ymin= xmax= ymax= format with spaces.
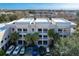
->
xmin=6 ymin=45 xmax=51 ymax=56
xmin=6 ymin=45 xmax=39 ymax=56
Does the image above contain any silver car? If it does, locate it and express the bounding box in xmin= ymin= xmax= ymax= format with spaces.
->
xmin=19 ymin=47 xmax=25 ymax=55
xmin=6 ymin=45 xmax=15 ymax=55
xmin=12 ymin=45 xmax=22 ymax=56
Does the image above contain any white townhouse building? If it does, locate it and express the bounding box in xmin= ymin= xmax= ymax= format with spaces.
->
xmin=0 ymin=18 xmax=76 ymax=50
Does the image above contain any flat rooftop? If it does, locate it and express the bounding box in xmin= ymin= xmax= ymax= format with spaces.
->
xmin=34 ymin=18 xmax=49 ymax=23
xmin=52 ymin=18 xmax=70 ymax=23
xmin=6 ymin=18 xmax=76 ymax=26
xmin=15 ymin=18 xmax=33 ymax=23
xmin=15 ymin=18 xmax=70 ymax=23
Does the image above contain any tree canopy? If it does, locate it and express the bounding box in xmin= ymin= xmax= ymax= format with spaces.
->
xmin=52 ymin=31 xmax=79 ymax=56
xmin=25 ymin=32 xmax=39 ymax=45
xmin=0 ymin=14 xmax=17 ymax=23
xmin=0 ymin=49 xmax=5 ymax=56
xmin=10 ymin=32 xmax=19 ymax=44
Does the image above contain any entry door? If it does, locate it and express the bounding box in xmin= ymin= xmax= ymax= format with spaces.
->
xmin=18 ymin=40 xmax=23 ymax=45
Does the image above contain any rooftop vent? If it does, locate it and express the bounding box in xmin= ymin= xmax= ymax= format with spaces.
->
xmin=13 ymin=22 xmax=15 ymax=24
xmin=49 ymin=17 xmax=52 ymax=20
xmin=34 ymin=17 xmax=36 ymax=20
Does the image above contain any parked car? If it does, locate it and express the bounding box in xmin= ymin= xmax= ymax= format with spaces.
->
xmin=6 ymin=45 xmax=15 ymax=55
xmin=12 ymin=45 xmax=22 ymax=56
xmin=32 ymin=46 xmax=38 ymax=56
xmin=46 ymin=47 xmax=50 ymax=53
xmin=45 ymin=52 xmax=52 ymax=56
xmin=32 ymin=50 xmax=38 ymax=56
xmin=19 ymin=47 xmax=25 ymax=55
xmin=45 ymin=47 xmax=51 ymax=56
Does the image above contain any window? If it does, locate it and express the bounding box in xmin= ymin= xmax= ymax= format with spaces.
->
xmin=5 ymin=44 xmax=7 ymax=47
xmin=64 ymin=35 xmax=67 ymax=37
xmin=32 ymin=28 xmax=34 ymax=32
xmin=23 ymin=35 xmax=25 ymax=37
xmin=39 ymin=35 xmax=42 ymax=39
xmin=8 ymin=35 xmax=9 ymax=38
xmin=43 ymin=29 xmax=47 ymax=33
xmin=1 ymin=40 xmax=3 ymax=43
xmin=23 ymin=29 xmax=27 ymax=32
xmin=58 ymin=29 xmax=62 ymax=32
xmin=43 ymin=41 xmax=47 ymax=45
xmin=12 ymin=28 xmax=14 ymax=31
xmin=19 ymin=35 xmax=22 ymax=38
xmin=43 ymin=35 xmax=47 ymax=39
xmin=64 ymin=29 xmax=68 ymax=32
xmin=73 ymin=27 xmax=76 ymax=29
xmin=60 ymin=35 xmax=62 ymax=37
xmin=38 ymin=28 xmax=42 ymax=33
xmin=5 ymin=38 xmax=7 ymax=40
xmin=18 ymin=28 xmax=22 ymax=32
xmin=18 ymin=40 xmax=22 ymax=45
xmin=38 ymin=41 xmax=42 ymax=45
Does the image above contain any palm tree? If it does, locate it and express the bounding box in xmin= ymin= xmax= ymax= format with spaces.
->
xmin=47 ymin=29 xmax=60 ymax=48
xmin=47 ymin=29 xmax=55 ymax=40
xmin=25 ymin=32 xmax=39 ymax=46
xmin=10 ymin=32 xmax=19 ymax=45
xmin=48 ymin=29 xmax=60 ymax=40
xmin=25 ymin=33 xmax=32 ymax=45
xmin=32 ymin=32 xmax=39 ymax=41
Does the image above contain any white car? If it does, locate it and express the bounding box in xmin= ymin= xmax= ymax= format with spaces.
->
xmin=19 ymin=47 xmax=25 ymax=55
xmin=12 ymin=45 xmax=22 ymax=56
xmin=6 ymin=45 xmax=15 ymax=55
xmin=46 ymin=47 xmax=50 ymax=53
xmin=45 ymin=47 xmax=52 ymax=56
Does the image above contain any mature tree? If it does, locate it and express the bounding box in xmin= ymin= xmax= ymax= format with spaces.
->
xmin=0 ymin=49 xmax=5 ymax=56
xmin=0 ymin=14 xmax=18 ymax=23
xmin=52 ymin=32 xmax=79 ymax=56
xmin=9 ymin=14 xmax=17 ymax=21
xmin=0 ymin=14 xmax=6 ymax=23
xmin=48 ymin=27 xmax=79 ymax=56
xmin=38 ymin=46 xmax=46 ymax=56
xmin=25 ymin=32 xmax=39 ymax=46
xmin=10 ymin=32 xmax=19 ymax=45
